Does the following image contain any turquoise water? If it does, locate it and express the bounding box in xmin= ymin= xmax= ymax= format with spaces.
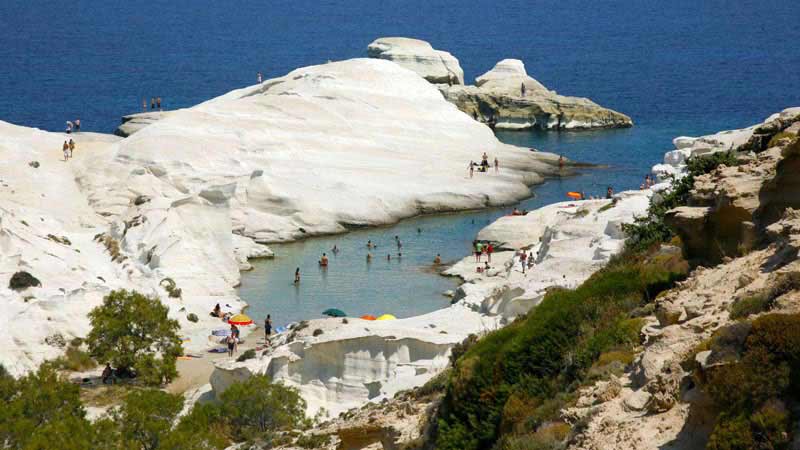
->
xmin=239 ymin=129 xmax=645 ymax=326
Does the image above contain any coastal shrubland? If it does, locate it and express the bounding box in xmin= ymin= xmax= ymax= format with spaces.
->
xmin=622 ymin=151 xmax=740 ymax=251
xmin=433 ymin=247 xmax=689 ymax=450
xmin=700 ymin=314 xmax=800 ymax=449
xmin=0 ymin=366 xmax=305 ymax=449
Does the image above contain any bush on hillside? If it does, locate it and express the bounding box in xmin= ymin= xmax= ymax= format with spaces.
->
xmin=86 ymin=290 xmax=182 ymax=386
xmin=702 ymin=313 xmax=800 ymax=449
xmin=218 ymin=374 xmax=307 ymax=443
xmin=433 ymin=249 xmax=688 ymax=449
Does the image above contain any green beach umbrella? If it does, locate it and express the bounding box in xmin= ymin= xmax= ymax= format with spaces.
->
xmin=322 ymin=308 xmax=346 ymax=318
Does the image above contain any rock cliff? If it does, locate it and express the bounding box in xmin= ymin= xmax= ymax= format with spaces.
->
xmin=367 ymin=37 xmax=464 ymax=85
xmin=439 ymin=59 xmax=633 ymax=130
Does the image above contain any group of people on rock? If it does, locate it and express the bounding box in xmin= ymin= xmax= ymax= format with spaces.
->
xmin=468 ymin=152 xmax=499 ymax=178
xmin=640 ymin=174 xmax=655 ymax=189
xmin=472 ymin=240 xmax=494 ymax=263
xmin=61 ymin=139 xmax=76 ymax=161
xmin=65 ymin=119 xmax=81 ymax=134
xmin=143 ymin=97 xmax=163 ymax=112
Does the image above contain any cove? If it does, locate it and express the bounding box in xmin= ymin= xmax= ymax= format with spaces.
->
xmin=237 ymin=128 xmax=652 ymax=328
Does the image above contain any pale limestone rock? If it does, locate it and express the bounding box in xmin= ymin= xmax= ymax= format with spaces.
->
xmin=115 ymin=111 xmax=170 ymax=137
xmin=367 ymin=37 xmax=464 ymax=84
xmin=439 ymin=58 xmax=632 ymax=131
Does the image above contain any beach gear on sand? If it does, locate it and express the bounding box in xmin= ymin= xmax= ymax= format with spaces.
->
xmin=376 ymin=314 xmax=397 ymax=321
xmin=323 ymin=308 xmax=347 ymax=317
xmin=360 ymin=314 xmax=377 ymax=321
xmin=212 ymin=328 xmax=232 ymax=336
xmin=567 ymin=191 xmax=582 ymax=200
xmin=228 ymin=313 xmax=254 ymax=326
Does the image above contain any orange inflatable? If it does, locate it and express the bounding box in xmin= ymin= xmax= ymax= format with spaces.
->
xmin=567 ymin=191 xmax=582 ymax=200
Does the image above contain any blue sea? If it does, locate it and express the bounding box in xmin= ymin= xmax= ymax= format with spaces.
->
xmin=3 ymin=0 xmax=799 ymax=325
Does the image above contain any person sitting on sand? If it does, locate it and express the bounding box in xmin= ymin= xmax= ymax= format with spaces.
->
xmin=512 ymin=207 xmax=522 ymax=216
xmin=212 ymin=303 xmax=222 ymax=318
xmin=294 ymin=267 xmax=300 ymax=284
xmin=434 ymin=254 xmax=442 ymax=265
xmin=484 ymin=261 xmax=491 ymax=271
xmin=320 ymin=253 xmax=329 ymax=266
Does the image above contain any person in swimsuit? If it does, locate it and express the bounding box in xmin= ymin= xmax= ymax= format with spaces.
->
xmin=150 ymin=98 xmax=156 ymax=110
xmin=487 ymin=243 xmax=494 ymax=263
xmin=62 ymin=141 xmax=70 ymax=160
xmin=65 ymin=121 xmax=73 ymax=134
xmin=520 ymin=252 xmax=527 ymax=274
xmin=143 ymin=98 xmax=148 ymax=112
xmin=469 ymin=161 xmax=474 ymax=178
xmin=366 ymin=252 xmax=372 ymax=262
xmin=294 ymin=267 xmax=300 ymax=284
xmin=226 ymin=334 xmax=236 ymax=357
xmin=320 ymin=253 xmax=329 ymax=266
xmin=257 ymin=72 xmax=263 ymax=83
xmin=74 ymin=119 xmax=81 ymax=132
xmin=264 ymin=314 xmax=272 ymax=343
xmin=434 ymin=254 xmax=442 ymax=265
xmin=157 ymin=97 xmax=162 ymax=110
xmin=475 ymin=241 xmax=483 ymax=262
xmin=68 ymin=139 xmax=75 ymax=157
xmin=494 ymin=157 xmax=499 ymax=173
xmin=332 ymin=245 xmax=339 ymax=254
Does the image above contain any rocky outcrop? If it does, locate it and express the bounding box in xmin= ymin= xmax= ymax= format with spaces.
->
xmin=567 ymin=110 xmax=800 ymax=450
xmin=114 ymin=111 xmax=170 ymax=137
xmin=661 ymin=109 xmax=800 ymax=263
xmin=367 ymin=37 xmax=464 ymax=85
xmin=439 ymin=59 xmax=632 ymax=130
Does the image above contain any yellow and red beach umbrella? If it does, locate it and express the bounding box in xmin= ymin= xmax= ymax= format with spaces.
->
xmin=376 ymin=314 xmax=396 ymax=321
xmin=228 ymin=313 xmax=253 ymax=326
xmin=360 ymin=314 xmax=377 ymax=321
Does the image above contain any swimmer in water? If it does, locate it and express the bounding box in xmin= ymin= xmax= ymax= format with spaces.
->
xmin=320 ymin=253 xmax=329 ymax=266
xmin=332 ymin=245 xmax=339 ymax=254
xmin=367 ymin=240 xmax=374 ymax=249
xmin=387 ymin=253 xmax=391 ymax=261
xmin=434 ymin=254 xmax=442 ymax=264
xmin=294 ymin=267 xmax=300 ymax=284
xmin=366 ymin=252 xmax=372 ymax=262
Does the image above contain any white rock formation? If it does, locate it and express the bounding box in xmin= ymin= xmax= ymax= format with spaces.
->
xmin=211 ymin=189 xmax=651 ymax=417
xmin=367 ymin=37 xmax=464 ymax=85
xmin=115 ymin=111 xmax=171 ymax=137
xmin=1 ymin=57 xmax=562 ymax=375
xmin=475 ymin=58 xmax=549 ymax=93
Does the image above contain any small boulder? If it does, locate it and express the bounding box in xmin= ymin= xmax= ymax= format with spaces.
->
xmin=623 ymin=390 xmax=652 ymax=412
xmin=28 ymin=161 xmax=40 ymax=168
xmin=9 ymin=271 xmax=41 ymax=290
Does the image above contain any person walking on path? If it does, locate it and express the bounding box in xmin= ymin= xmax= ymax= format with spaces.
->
xmin=264 ymin=314 xmax=272 ymax=344
xmin=494 ymin=157 xmax=499 ymax=173
xmin=68 ymin=139 xmax=75 ymax=158
xmin=62 ymin=141 xmax=70 ymax=161
xmin=520 ymin=251 xmax=527 ymax=274
xmin=294 ymin=267 xmax=300 ymax=285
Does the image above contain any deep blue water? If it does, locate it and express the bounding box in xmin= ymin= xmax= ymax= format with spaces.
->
xmin=3 ymin=0 xmax=799 ymax=326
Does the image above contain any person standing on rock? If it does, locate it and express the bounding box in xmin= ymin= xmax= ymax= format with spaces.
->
xmin=62 ymin=141 xmax=70 ymax=161
xmin=469 ymin=161 xmax=474 ymax=178
xmin=257 ymin=71 xmax=263 ymax=83
xmin=264 ymin=314 xmax=272 ymax=344
xmin=474 ymin=241 xmax=483 ymax=263
xmin=520 ymin=251 xmax=527 ymax=274
xmin=150 ymin=97 xmax=156 ymax=110
xmin=226 ymin=334 xmax=236 ymax=357
xmin=487 ymin=243 xmax=494 ymax=263
xmin=494 ymin=157 xmax=499 ymax=173
xmin=521 ymin=82 xmax=526 ymax=97
xmin=75 ymin=118 xmax=81 ymax=132
xmin=68 ymin=139 xmax=75 ymax=158
xmin=294 ymin=267 xmax=300 ymax=285
xmin=143 ymin=98 xmax=148 ymax=112
xmin=157 ymin=97 xmax=162 ymax=110
xmin=65 ymin=121 xmax=73 ymax=134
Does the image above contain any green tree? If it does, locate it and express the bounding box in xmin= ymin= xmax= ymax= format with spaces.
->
xmin=219 ymin=374 xmax=306 ymax=442
xmin=0 ymin=365 xmax=92 ymax=449
xmin=86 ymin=290 xmax=182 ymax=385
xmin=112 ymin=389 xmax=184 ymax=450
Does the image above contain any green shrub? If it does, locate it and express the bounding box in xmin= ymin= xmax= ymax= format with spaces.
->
xmin=729 ymin=294 xmax=771 ymax=319
xmin=296 ymin=433 xmax=332 ymax=448
xmin=86 ymin=289 xmax=182 ymax=386
xmin=236 ymin=349 xmax=257 ymax=362
xmin=112 ymin=389 xmax=184 ymax=450
xmin=219 ymin=374 xmax=306 ymax=442
xmin=53 ymin=345 xmax=96 ymax=372
xmin=767 ymin=131 xmax=796 ymax=149
xmin=707 ymin=414 xmax=756 ymax=450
